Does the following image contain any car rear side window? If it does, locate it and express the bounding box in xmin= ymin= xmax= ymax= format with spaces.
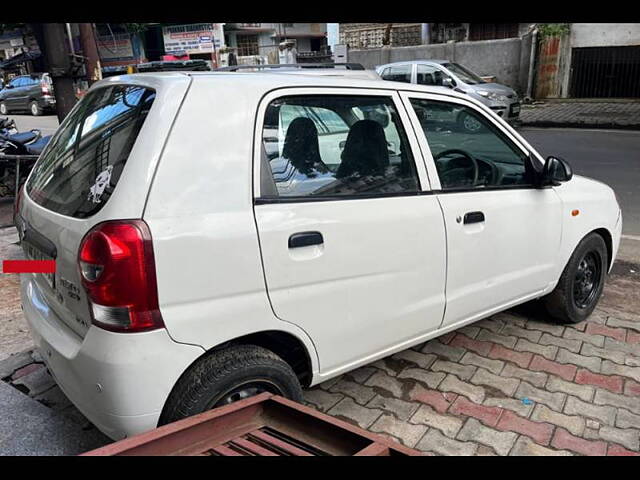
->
xmin=261 ymin=95 xmax=420 ymax=198
xmin=380 ymin=65 xmax=412 ymax=83
xmin=26 ymin=84 xmax=156 ymax=218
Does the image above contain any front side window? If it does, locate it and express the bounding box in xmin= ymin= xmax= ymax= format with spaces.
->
xmin=410 ymin=99 xmax=535 ymax=190
xmin=381 ymin=65 xmax=412 ymax=83
xmin=416 ymin=65 xmax=445 ymax=86
xmin=26 ymin=84 xmax=156 ymax=218
xmin=261 ymin=95 xmax=420 ymax=198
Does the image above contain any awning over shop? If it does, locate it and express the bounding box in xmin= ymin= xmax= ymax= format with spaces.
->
xmin=0 ymin=50 xmax=41 ymax=69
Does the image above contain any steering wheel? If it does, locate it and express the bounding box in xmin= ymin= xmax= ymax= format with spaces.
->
xmin=433 ymin=149 xmax=479 ymax=188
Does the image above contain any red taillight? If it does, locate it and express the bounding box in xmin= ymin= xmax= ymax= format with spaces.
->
xmin=78 ymin=220 xmax=165 ymax=333
xmin=41 ymin=81 xmax=50 ymax=95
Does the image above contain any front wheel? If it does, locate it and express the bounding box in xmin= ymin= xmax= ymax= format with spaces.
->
xmin=544 ymin=233 xmax=608 ymax=323
xmin=158 ymin=344 xmax=303 ymax=426
xmin=0 ymin=102 xmax=8 ymax=115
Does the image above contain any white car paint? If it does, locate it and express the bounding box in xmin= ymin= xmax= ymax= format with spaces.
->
xmin=18 ymin=71 xmax=621 ymax=440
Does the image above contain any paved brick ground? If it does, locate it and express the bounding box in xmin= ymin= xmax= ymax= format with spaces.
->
xmin=304 ymin=291 xmax=640 ymax=456
xmin=520 ymin=101 xmax=640 ymax=129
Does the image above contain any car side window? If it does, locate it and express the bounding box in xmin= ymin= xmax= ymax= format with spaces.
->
xmin=409 ymin=99 xmax=535 ymax=190
xmin=11 ymin=77 xmax=24 ymax=87
xmin=261 ymin=95 xmax=420 ymax=198
xmin=416 ymin=65 xmax=444 ymax=86
xmin=381 ymin=65 xmax=412 ymax=83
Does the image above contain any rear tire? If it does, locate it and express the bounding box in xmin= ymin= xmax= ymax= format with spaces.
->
xmin=158 ymin=344 xmax=303 ymax=426
xmin=30 ymin=101 xmax=42 ymax=116
xmin=0 ymin=102 xmax=8 ymax=115
xmin=544 ymin=233 xmax=608 ymax=324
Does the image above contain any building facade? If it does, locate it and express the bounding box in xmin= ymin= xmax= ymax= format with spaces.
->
xmin=339 ymin=23 xmax=534 ymax=48
xmin=223 ymin=23 xmax=328 ymax=64
xmin=536 ymin=23 xmax=640 ymax=99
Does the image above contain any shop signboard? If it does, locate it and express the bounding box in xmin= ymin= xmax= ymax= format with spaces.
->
xmin=162 ymin=23 xmax=224 ymax=55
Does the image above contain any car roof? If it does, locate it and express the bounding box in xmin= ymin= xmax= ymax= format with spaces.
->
xmin=377 ymin=60 xmax=450 ymax=69
xmin=95 ymin=71 xmax=467 ymax=100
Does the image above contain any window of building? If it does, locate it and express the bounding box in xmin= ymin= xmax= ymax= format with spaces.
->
xmin=236 ymin=34 xmax=259 ymax=56
xmin=468 ymin=23 xmax=519 ymax=41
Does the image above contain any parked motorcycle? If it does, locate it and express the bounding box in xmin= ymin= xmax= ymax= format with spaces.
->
xmin=0 ymin=117 xmax=52 ymax=197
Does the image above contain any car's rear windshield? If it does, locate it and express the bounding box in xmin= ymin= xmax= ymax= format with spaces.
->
xmin=26 ymin=84 xmax=156 ymax=218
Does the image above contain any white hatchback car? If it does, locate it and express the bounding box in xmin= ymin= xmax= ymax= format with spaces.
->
xmin=16 ymin=72 xmax=622 ymax=440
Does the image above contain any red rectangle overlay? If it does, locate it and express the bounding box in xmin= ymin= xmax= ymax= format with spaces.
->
xmin=3 ymin=260 xmax=56 ymax=274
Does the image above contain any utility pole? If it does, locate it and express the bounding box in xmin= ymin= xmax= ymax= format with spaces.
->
xmin=30 ymin=23 xmax=77 ymax=122
xmin=79 ymin=23 xmax=102 ymax=86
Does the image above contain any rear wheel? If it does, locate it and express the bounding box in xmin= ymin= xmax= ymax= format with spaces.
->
xmin=0 ymin=102 xmax=8 ymax=115
xmin=30 ymin=101 xmax=42 ymax=116
xmin=158 ymin=344 xmax=303 ymax=426
xmin=544 ymin=233 xmax=608 ymax=324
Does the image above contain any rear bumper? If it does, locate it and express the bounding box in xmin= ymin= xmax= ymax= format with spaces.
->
xmin=20 ymin=273 xmax=204 ymax=440
xmin=38 ymin=96 xmax=56 ymax=108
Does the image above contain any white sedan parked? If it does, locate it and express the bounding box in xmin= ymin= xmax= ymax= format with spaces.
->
xmin=16 ymin=71 xmax=621 ymax=440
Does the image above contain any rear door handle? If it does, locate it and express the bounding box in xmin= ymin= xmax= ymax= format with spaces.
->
xmin=288 ymin=231 xmax=324 ymax=249
xmin=463 ymin=211 xmax=485 ymax=224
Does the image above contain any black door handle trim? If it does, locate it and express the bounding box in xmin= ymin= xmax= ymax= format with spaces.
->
xmin=288 ymin=231 xmax=324 ymax=249
xmin=463 ymin=211 xmax=485 ymax=224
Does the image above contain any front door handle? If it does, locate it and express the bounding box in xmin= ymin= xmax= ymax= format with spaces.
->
xmin=288 ymin=231 xmax=324 ymax=249
xmin=463 ymin=211 xmax=485 ymax=224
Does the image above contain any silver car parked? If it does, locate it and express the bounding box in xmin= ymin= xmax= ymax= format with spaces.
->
xmin=376 ymin=60 xmax=521 ymax=131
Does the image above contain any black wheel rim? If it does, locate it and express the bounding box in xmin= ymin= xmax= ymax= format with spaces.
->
xmin=208 ymin=379 xmax=283 ymax=409
xmin=573 ymin=251 xmax=602 ymax=309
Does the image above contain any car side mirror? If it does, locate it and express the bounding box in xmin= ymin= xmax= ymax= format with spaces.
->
xmin=540 ymin=156 xmax=573 ymax=187
xmin=442 ymin=77 xmax=456 ymax=89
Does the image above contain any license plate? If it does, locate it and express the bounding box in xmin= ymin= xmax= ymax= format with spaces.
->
xmin=511 ymin=104 xmax=521 ymax=115
xmin=23 ymin=242 xmax=55 ymax=290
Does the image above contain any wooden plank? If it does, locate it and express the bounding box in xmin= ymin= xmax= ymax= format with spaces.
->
xmin=354 ymin=442 xmax=390 ymax=456
xmin=210 ymin=445 xmax=244 ymax=456
xmin=269 ymin=395 xmax=420 ymax=456
xmin=249 ymin=429 xmax=314 ymax=456
xmin=81 ymin=393 xmax=270 ymax=456
xmin=230 ymin=437 xmax=280 ymax=456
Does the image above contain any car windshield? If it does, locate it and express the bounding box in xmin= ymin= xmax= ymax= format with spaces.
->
xmin=441 ymin=62 xmax=486 ymax=85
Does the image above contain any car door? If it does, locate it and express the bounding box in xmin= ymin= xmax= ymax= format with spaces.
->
xmin=4 ymin=77 xmax=23 ymax=107
xmin=401 ymin=91 xmax=563 ymax=329
xmin=253 ymin=88 xmax=447 ymax=377
xmin=14 ymin=76 xmax=31 ymax=109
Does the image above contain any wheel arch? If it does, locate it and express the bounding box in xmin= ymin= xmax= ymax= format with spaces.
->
xmin=159 ymin=328 xmax=315 ymax=426
xmin=591 ymin=227 xmax=613 ymax=272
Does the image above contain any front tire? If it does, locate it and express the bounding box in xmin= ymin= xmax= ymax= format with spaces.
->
xmin=158 ymin=344 xmax=303 ymax=426
xmin=0 ymin=102 xmax=8 ymax=115
xmin=544 ymin=233 xmax=608 ymax=324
